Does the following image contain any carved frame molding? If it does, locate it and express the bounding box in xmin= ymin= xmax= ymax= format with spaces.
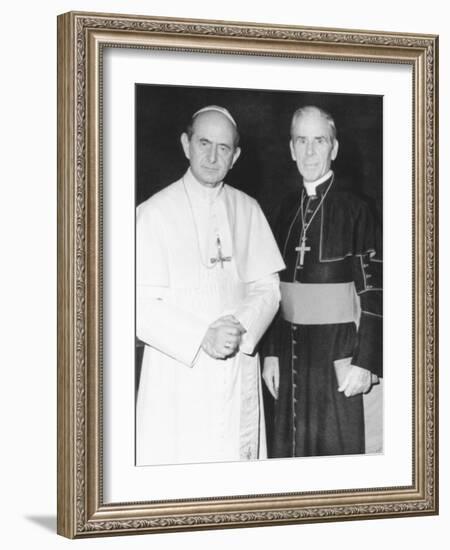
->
xmin=57 ymin=11 xmax=438 ymax=538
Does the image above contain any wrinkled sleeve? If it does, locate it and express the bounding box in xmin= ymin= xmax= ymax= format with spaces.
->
xmin=136 ymin=203 xmax=209 ymax=367
xmin=231 ymin=274 xmax=281 ymax=355
xmin=258 ymin=199 xmax=288 ymax=360
xmin=351 ymin=205 xmax=383 ymax=377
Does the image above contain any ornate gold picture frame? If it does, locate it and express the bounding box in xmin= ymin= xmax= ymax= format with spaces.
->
xmin=57 ymin=11 xmax=438 ymax=538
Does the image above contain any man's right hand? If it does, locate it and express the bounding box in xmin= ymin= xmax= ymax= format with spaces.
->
xmin=201 ymin=315 xmax=246 ymax=360
xmin=263 ymin=356 xmax=280 ymax=399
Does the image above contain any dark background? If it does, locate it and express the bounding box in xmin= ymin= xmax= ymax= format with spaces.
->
xmin=135 ymin=84 xmax=383 ymax=440
xmin=135 ymin=83 xmax=383 ymax=224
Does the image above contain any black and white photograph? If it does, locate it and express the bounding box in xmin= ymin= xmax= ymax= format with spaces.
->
xmin=2 ymin=0 xmax=446 ymax=544
xmin=135 ymin=84 xmax=383 ymax=467
xmin=54 ymin=9 xmax=438 ymax=540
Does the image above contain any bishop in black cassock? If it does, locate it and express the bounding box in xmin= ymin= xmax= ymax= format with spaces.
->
xmin=263 ymin=106 xmax=382 ymax=458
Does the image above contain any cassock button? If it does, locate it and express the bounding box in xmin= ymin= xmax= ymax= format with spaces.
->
xmin=366 ymin=284 xmax=373 ymax=289
xmin=292 ymin=355 xmax=298 ymax=360
xmin=366 ymin=273 xmax=372 ymax=279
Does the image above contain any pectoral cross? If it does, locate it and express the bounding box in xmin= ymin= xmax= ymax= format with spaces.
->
xmin=295 ymin=235 xmax=311 ymax=266
xmin=210 ymin=236 xmax=232 ymax=268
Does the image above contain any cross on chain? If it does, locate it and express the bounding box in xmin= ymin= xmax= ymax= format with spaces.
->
xmin=210 ymin=236 xmax=232 ymax=268
xmin=295 ymin=234 xmax=311 ymax=266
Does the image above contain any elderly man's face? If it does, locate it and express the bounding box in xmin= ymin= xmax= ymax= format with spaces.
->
xmin=290 ymin=111 xmax=339 ymax=183
xmin=181 ymin=111 xmax=241 ymax=187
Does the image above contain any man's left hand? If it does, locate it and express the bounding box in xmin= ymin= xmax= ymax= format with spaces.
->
xmin=338 ymin=365 xmax=373 ymax=397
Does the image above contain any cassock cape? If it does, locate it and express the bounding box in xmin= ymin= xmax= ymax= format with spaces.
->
xmin=136 ymin=170 xmax=285 ymax=465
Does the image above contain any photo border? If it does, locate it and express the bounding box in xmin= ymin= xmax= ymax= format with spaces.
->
xmin=57 ymin=11 xmax=438 ymax=538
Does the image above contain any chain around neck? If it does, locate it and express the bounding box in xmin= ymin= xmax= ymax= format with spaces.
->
xmin=182 ymin=176 xmax=230 ymax=270
xmin=300 ymin=173 xmax=334 ymax=236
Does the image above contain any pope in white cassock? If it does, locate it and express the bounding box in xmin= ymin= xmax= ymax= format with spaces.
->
xmin=136 ymin=105 xmax=285 ymax=465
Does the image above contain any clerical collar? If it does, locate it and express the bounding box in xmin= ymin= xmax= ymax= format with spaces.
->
xmin=303 ymin=170 xmax=333 ymax=197
xmin=184 ymin=168 xmax=224 ymax=203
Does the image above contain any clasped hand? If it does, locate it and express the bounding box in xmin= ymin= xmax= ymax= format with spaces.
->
xmin=201 ymin=315 xmax=246 ymax=360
